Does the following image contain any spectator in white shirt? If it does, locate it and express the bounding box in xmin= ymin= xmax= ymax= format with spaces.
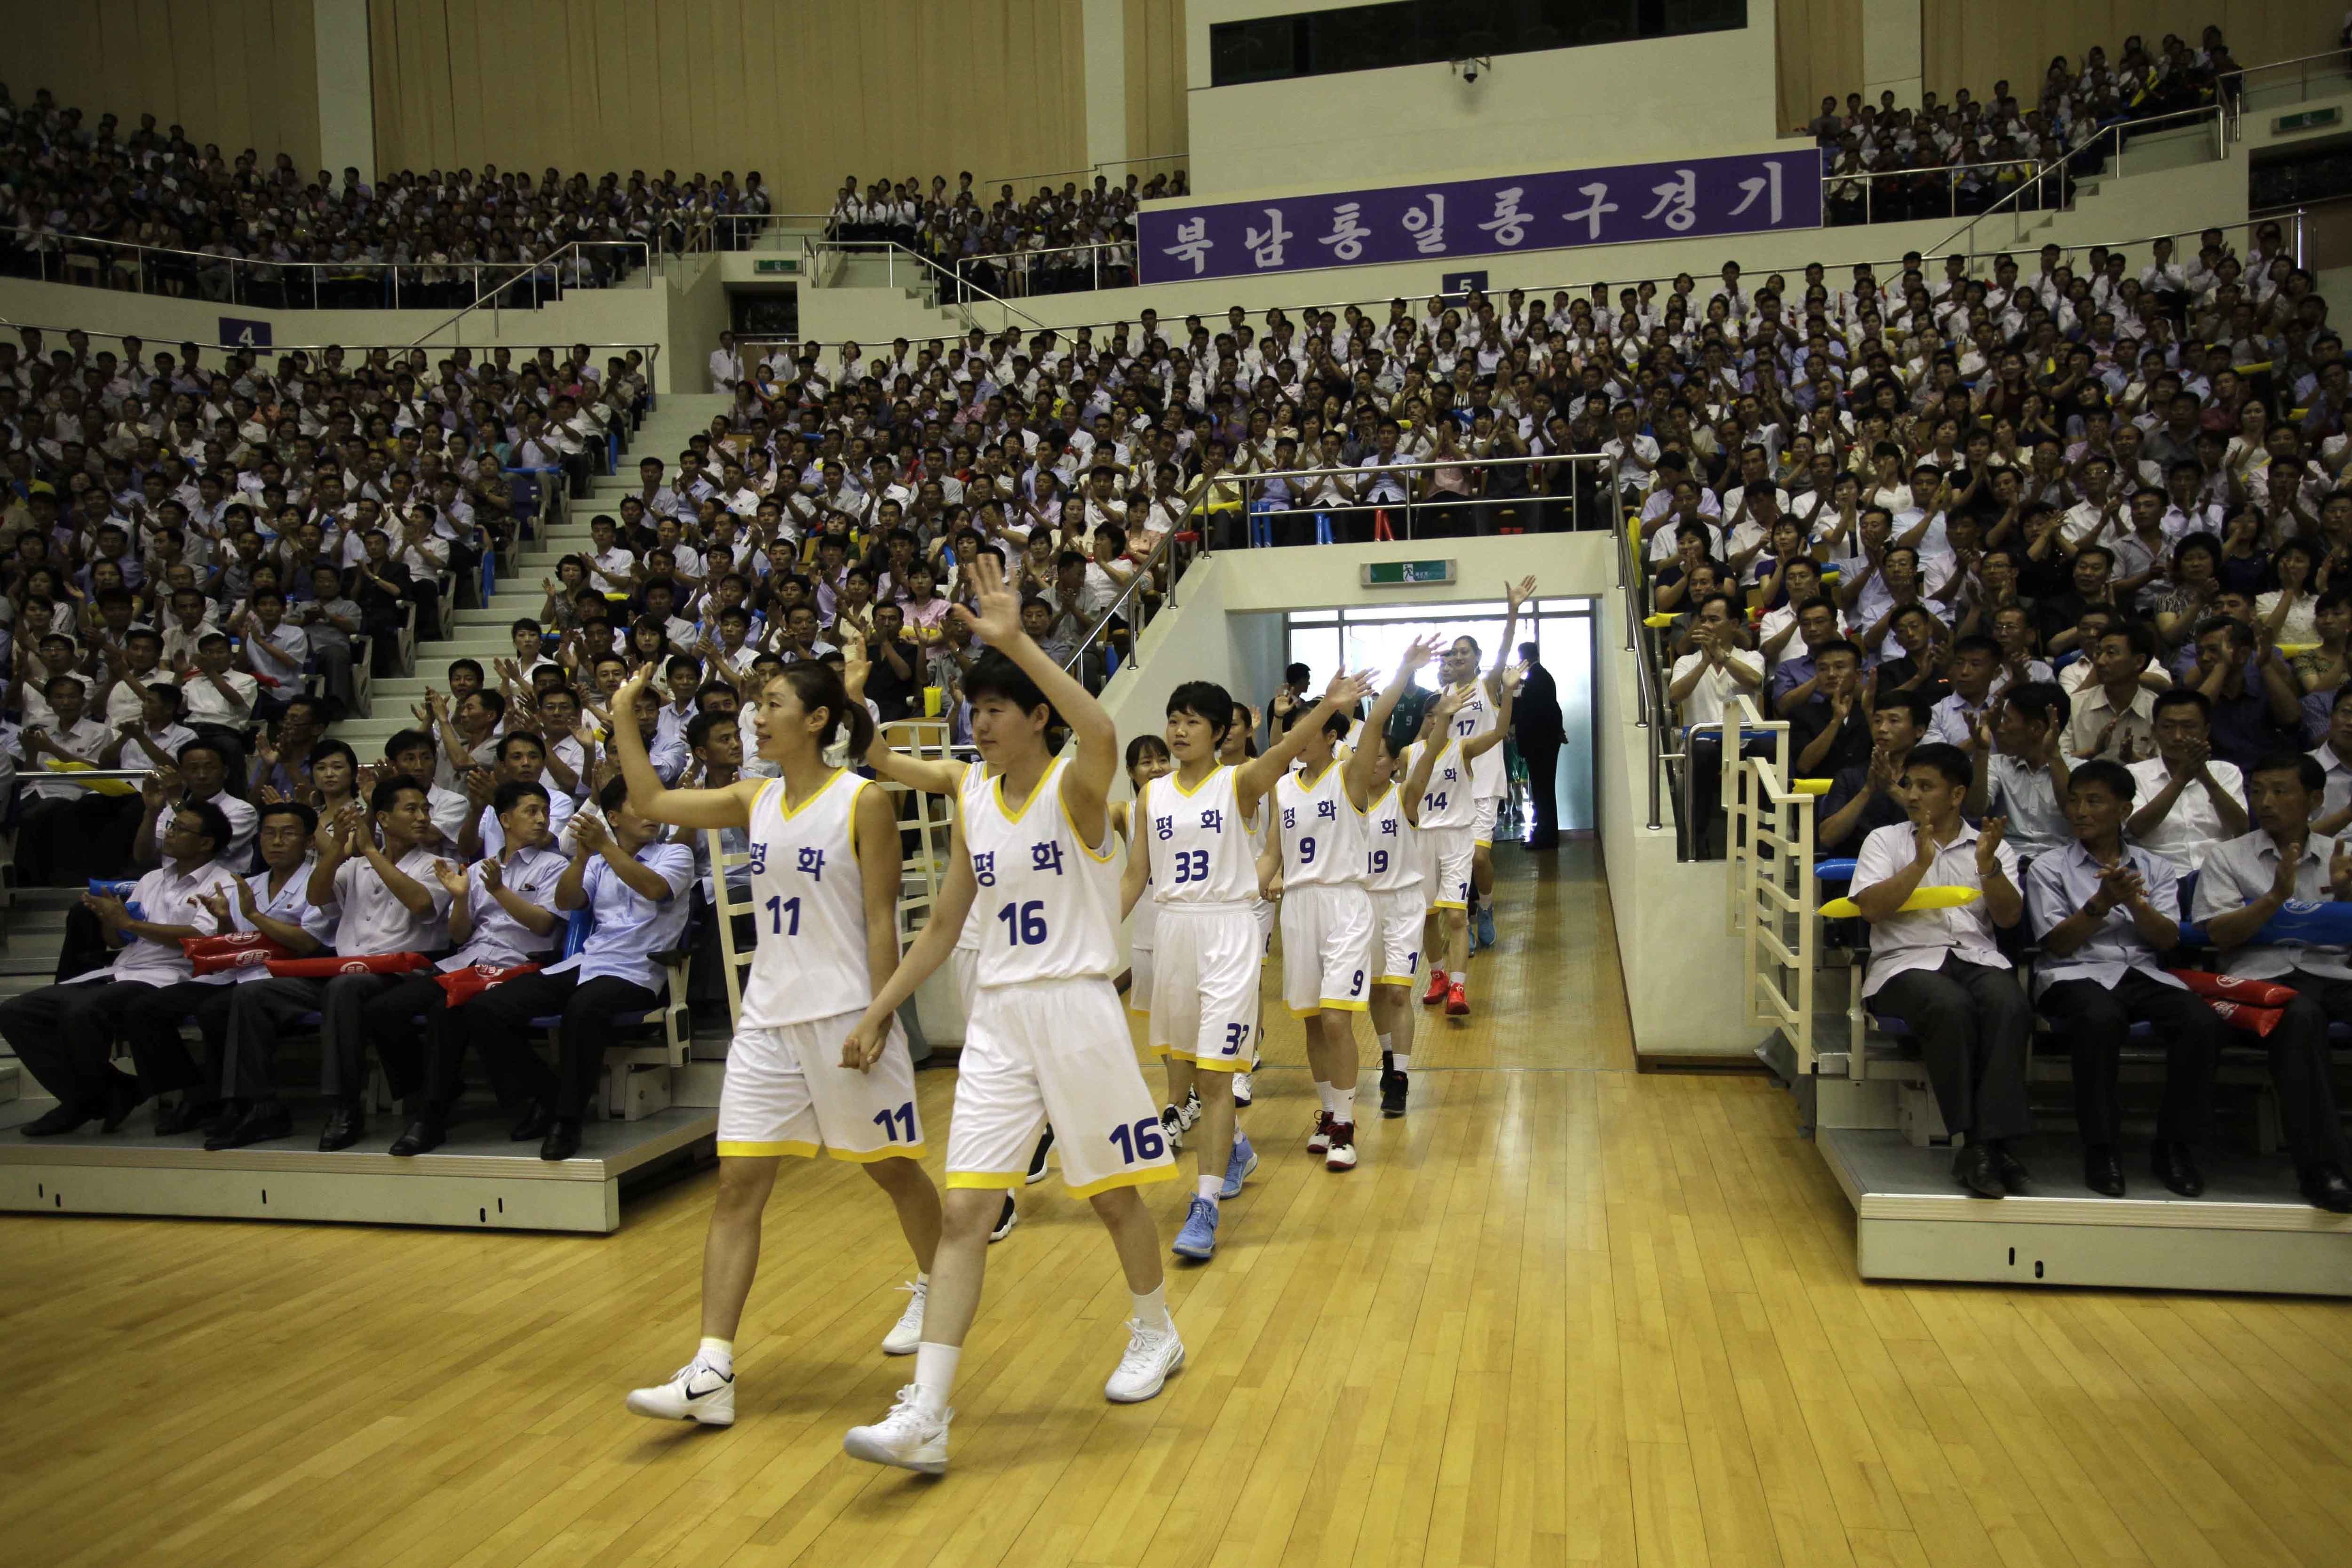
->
xmin=2125 ymin=689 xmax=2248 ymax=870
xmin=14 ymin=672 xmax=117 ymax=882
xmin=181 ymin=631 xmax=257 ymax=760
xmin=1847 ymin=742 xmax=2034 ymax=1196
xmin=0 ymin=799 xmax=235 ymax=1135
xmin=216 ymin=775 xmax=456 ymax=1153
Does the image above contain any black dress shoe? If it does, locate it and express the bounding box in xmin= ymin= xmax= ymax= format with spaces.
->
xmin=2298 ymin=1164 xmax=2352 ymax=1214
xmin=1989 ymin=1144 xmax=2032 ymax=1195
xmin=99 ymin=1073 xmax=148 ymax=1134
xmin=1952 ymin=1141 xmax=2005 ymax=1198
xmin=387 ymin=1118 xmax=445 ymax=1157
xmin=540 ymin=1118 xmax=582 ymax=1162
xmin=153 ymin=1098 xmax=224 ymax=1137
xmin=205 ymin=1099 xmax=292 ymax=1151
xmin=2082 ymin=1144 xmax=2126 ymax=1197
xmin=19 ymin=1102 xmax=93 ymax=1137
xmin=318 ymin=1099 xmax=366 ymax=1152
xmin=509 ymin=1101 xmax=554 ymax=1142
xmin=2151 ymin=1141 xmax=2205 ymax=1198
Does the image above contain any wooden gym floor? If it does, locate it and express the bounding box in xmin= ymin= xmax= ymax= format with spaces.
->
xmin=6 ymin=845 xmax=2352 ymax=1568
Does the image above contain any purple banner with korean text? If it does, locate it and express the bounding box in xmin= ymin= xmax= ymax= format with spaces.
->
xmin=1137 ymin=151 xmax=1823 ymax=285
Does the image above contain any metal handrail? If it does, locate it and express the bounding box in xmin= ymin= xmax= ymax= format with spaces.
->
xmin=1613 ymin=493 xmax=1667 ymax=832
xmin=1928 ymin=103 xmax=2228 ymax=260
xmin=2 ymin=228 xmax=655 ymax=317
xmin=1058 ymin=517 xmax=1187 ymax=683
xmin=804 ymin=238 xmax=1049 ymax=332
xmin=0 ymin=313 xmax=662 ymax=413
xmin=783 ymin=215 xmax=2278 ymax=358
xmin=402 ymin=241 xmax=656 ymax=345
xmin=979 ymin=152 xmax=1189 ymax=190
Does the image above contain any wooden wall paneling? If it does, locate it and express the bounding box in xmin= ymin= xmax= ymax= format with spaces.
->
xmin=367 ymin=0 xmax=405 ymax=172
xmin=280 ymin=0 xmax=320 ymax=168
xmin=588 ymin=0 xmax=632 ymax=175
xmin=443 ymin=0 xmax=486 ymax=175
xmin=173 ymin=0 xmax=225 ymax=153
xmin=208 ymin=0 xmax=256 ymax=159
xmin=712 ymin=0 xmax=752 ymax=183
xmin=682 ymin=0 xmax=719 ymax=174
xmin=1004 ymin=0 xmax=1041 ymax=182
xmin=963 ymin=0 xmax=1012 ymax=192
xmin=132 ymin=0 xmax=181 ymax=144
xmin=739 ymin=0 xmax=783 ymax=199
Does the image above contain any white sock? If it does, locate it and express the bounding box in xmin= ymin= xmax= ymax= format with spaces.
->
xmin=1314 ymin=1079 xmax=1336 ymax=1114
xmin=1195 ymin=1174 xmax=1222 ymax=1202
xmin=1377 ymin=1031 xmax=1393 ymax=1060
xmin=913 ymin=1342 xmax=960 ymax=1417
xmin=698 ymin=1336 xmax=734 ymax=1375
xmin=1335 ymin=1087 xmax=1356 ymax=1123
xmin=1132 ymin=1283 xmax=1174 ymax=1333
xmin=1392 ymin=1052 xmax=1412 ymax=1074
xmin=914 ymin=1270 xmax=930 ymax=1289
xmin=1232 ymin=1125 xmax=1247 ymax=1148
xmin=1450 ymin=970 xmax=1467 ymax=984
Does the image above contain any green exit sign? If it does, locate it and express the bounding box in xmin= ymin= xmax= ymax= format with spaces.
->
xmin=2275 ymin=107 xmax=2341 ymax=134
xmin=753 ymin=257 xmax=799 ymax=275
xmin=1360 ymin=559 xmax=1456 ymax=588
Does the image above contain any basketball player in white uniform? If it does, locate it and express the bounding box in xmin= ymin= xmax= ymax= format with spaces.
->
xmin=839 ymin=557 xmax=1182 ymax=1475
xmin=1416 ymin=665 xmax=1521 ymax=1019
xmin=1425 ymin=576 xmax=1534 ymax=1013
xmin=843 ymin=669 xmax=1034 ymax=1242
xmin=1361 ymin=643 xmax=1454 ymax=1117
xmin=604 ymin=660 xmax=946 ymax=1430
xmin=1212 ymin=699 xmax=1270 ymax=1108
xmin=1132 ymin=670 xmax=1373 ymax=1261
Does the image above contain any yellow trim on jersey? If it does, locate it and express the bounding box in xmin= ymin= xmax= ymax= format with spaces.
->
xmin=1167 ymin=763 xmax=1229 ymax=798
xmin=1296 ymin=758 xmax=1370 ymax=817
xmin=991 ymin=759 xmax=1059 ymax=825
xmin=1064 ymin=1162 xmax=1183 ymax=1199
xmin=717 ymin=1139 xmax=820 ymax=1159
xmin=777 ymin=766 xmax=850 ymax=819
xmin=1289 ymin=997 xmax=1371 ymax=1017
xmin=946 ymin=1169 xmax=1027 ymax=1191
xmin=1431 ymin=898 xmax=1469 ymax=911
xmin=826 ymin=1142 xmax=927 ymax=1164
xmin=1059 ymin=792 xmax=1119 ymax=863
xmin=1374 ymin=973 xmax=1419 ymax=986
xmin=1473 ymin=838 xmax=1493 ymax=849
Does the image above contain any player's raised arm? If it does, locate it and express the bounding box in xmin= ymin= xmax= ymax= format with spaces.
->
xmin=1463 ymin=664 xmax=1524 ymax=760
xmin=608 ymin=662 xmax=763 ymax=828
xmin=1487 ymin=575 xmax=1535 ymax=699
xmin=1348 ymin=636 xmax=1443 ymax=808
xmin=954 ymin=552 xmax=1118 ymax=842
xmin=1238 ymin=669 xmax=1374 ymax=814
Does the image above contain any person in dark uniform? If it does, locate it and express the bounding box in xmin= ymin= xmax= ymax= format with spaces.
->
xmin=1513 ymin=641 xmax=1564 ymax=849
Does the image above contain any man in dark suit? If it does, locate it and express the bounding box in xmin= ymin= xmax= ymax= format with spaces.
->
xmin=1513 ymin=641 xmax=1564 ymax=849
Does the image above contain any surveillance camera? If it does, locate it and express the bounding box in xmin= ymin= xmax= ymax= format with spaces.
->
xmin=1462 ymin=63 xmax=1479 ymax=83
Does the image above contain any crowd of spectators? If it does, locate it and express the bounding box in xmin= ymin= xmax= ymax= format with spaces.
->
xmin=1609 ymin=207 xmax=2352 ymax=1207
xmin=0 ymin=83 xmax=776 ymax=305
xmin=826 ymin=167 xmax=1185 ymax=298
xmin=1809 ymin=27 xmax=2245 ymax=225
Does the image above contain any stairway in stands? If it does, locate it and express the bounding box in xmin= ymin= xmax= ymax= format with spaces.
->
xmin=333 ymin=391 xmax=735 ymax=757
xmin=0 ymin=392 xmax=736 ymax=1103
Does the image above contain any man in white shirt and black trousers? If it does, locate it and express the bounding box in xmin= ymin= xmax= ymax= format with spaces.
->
xmin=2024 ymin=759 xmax=2225 ymax=1198
xmin=1848 ymin=741 xmax=2037 ymax=1198
xmin=214 ymin=775 xmax=455 ymax=1152
xmin=2 ymin=801 xmax=235 ymax=1135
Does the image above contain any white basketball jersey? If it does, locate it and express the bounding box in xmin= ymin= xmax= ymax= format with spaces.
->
xmin=1276 ymin=761 xmax=1367 ymax=889
xmin=961 ymin=756 xmax=1120 ymax=987
xmin=1419 ymin=739 xmax=1475 ymax=829
xmin=1121 ymin=805 xmax=1159 ymax=950
xmin=1366 ymin=781 xmax=1423 ymax=891
xmin=742 ymin=770 xmax=876 ymax=1028
xmin=1445 ymin=678 xmax=1504 ymax=798
xmin=1143 ymin=765 xmax=1259 ymax=912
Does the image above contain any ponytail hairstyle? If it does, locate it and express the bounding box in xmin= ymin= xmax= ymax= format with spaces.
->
xmin=766 ymin=660 xmax=875 ymax=764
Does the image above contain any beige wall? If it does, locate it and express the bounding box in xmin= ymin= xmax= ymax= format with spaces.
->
xmin=365 ymin=0 xmax=1091 ymax=214
xmin=1184 ymin=0 xmax=1782 ymax=196
xmin=1 ymin=0 xmax=321 ymax=171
